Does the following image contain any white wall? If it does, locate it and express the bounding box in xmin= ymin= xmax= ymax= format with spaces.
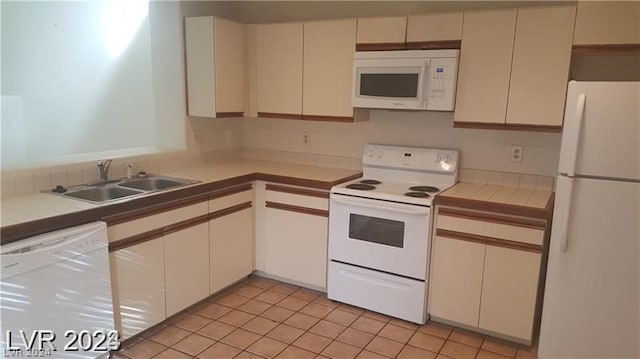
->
xmin=243 ymin=110 xmax=562 ymax=176
xmin=1 ymin=1 xmax=165 ymax=169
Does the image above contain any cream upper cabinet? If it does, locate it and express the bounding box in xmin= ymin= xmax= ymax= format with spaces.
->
xmin=506 ymin=6 xmax=575 ymax=126
xmin=303 ymin=19 xmax=356 ymax=118
xmin=185 ymin=17 xmax=245 ymax=118
xmin=455 ymin=6 xmax=575 ymax=128
xmin=256 ymin=22 xmax=303 ymax=116
xmin=356 ymin=17 xmax=407 ymax=44
xmin=406 ymin=12 xmax=463 ymax=42
xmin=573 ymin=1 xmax=640 ymax=45
xmin=454 ymin=10 xmax=516 ymax=124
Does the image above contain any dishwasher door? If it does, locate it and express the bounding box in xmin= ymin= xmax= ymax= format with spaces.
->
xmin=1 ymin=221 xmax=116 ymax=358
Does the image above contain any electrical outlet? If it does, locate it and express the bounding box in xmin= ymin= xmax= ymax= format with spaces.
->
xmin=511 ymin=145 xmax=524 ymax=162
xmin=303 ymin=131 xmax=309 ymax=144
xmin=225 ymin=130 xmax=233 ymax=143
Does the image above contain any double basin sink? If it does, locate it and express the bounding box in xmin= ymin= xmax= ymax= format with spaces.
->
xmin=53 ymin=175 xmax=200 ymax=204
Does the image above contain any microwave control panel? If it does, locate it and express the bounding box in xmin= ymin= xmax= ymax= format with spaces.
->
xmin=426 ymin=57 xmax=459 ymax=111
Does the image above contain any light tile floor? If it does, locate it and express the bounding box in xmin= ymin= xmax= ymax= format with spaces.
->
xmin=112 ymin=275 xmax=538 ymax=359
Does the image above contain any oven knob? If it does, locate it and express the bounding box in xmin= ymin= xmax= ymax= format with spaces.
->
xmin=376 ymin=151 xmax=384 ymax=159
xmin=367 ymin=149 xmax=375 ymax=157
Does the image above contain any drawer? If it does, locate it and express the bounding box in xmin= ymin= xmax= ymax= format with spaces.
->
xmin=108 ymin=201 xmax=208 ymax=243
xmin=265 ymin=184 xmax=329 ymax=211
xmin=209 ymin=188 xmax=253 ymax=213
xmin=436 ymin=208 xmax=545 ymax=246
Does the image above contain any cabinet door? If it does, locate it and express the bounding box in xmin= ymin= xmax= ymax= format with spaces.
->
xmin=210 ymin=207 xmax=254 ymax=293
xmin=406 ymin=12 xmax=463 ymax=42
xmin=303 ymin=19 xmax=356 ymax=118
xmin=264 ymin=208 xmax=328 ymax=288
xmin=110 ymin=239 xmax=165 ymax=339
xmin=256 ymin=22 xmax=303 ymax=115
xmin=164 ymin=223 xmax=210 ymax=317
xmin=214 ymin=18 xmax=246 ymax=114
xmin=185 ymin=16 xmax=216 ymax=117
xmin=573 ymin=2 xmax=640 ymax=45
xmin=454 ymin=10 xmax=516 ymax=124
xmin=479 ymin=245 xmax=541 ymax=341
xmin=428 ymin=235 xmax=485 ymax=327
xmin=506 ymin=6 xmax=575 ymax=126
xmin=356 ymin=17 xmax=407 ymax=44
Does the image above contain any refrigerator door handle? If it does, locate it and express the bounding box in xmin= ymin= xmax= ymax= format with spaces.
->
xmin=561 ymin=93 xmax=587 ymax=177
xmin=556 ymin=176 xmax=575 ymax=253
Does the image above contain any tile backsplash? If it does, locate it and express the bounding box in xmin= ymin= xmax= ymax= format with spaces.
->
xmin=1 ymin=147 xmax=554 ymax=196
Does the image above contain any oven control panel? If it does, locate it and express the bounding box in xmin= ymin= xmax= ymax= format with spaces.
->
xmin=363 ymin=145 xmax=459 ymax=173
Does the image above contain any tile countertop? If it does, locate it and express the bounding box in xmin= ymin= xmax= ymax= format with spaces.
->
xmin=0 ymin=159 xmax=361 ymax=244
xmin=435 ymin=182 xmax=555 ymax=219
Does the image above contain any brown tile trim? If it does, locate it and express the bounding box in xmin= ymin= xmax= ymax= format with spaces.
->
xmin=438 ymin=208 xmax=546 ymax=230
xmin=163 ymin=214 xmax=211 ymax=236
xmin=266 ymin=184 xmax=329 ymax=199
xmin=104 ymin=195 xmax=210 ymax=226
xmin=436 ymin=229 xmax=543 ymax=253
xmin=108 ymin=228 xmax=164 ymax=252
xmin=485 ymin=237 xmax=543 ymax=254
xmin=265 ymin=201 xmax=328 ymax=218
xmin=2 ymin=172 xmax=360 ymax=244
xmin=436 ymin=229 xmax=486 ymax=245
xmin=572 ymin=43 xmax=640 ymax=56
xmin=453 ymin=121 xmax=563 ymax=133
xmin=405 ymin=40 xmax=462 ymax=50
xmin=435 ymin=195 xmax=551 ymax=220
xmin=209 ymin=184 xmax=253 ymax=200
xmin=257 ymin=112 xmax=304 ymax=120
xmin=355 ymin=42 xmax=407 ymax=51
xmin=210 ymin=202 xmax=253 ymax=220
xmin=109 ymin=214 xmax=210 ymax=252
xmin=216 ymin=112 xmax=245 ymax=118
xmin=257 ymin=173 xmax=362 ymax=191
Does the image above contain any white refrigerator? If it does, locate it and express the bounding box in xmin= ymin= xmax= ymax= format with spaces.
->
xmin=538 ymin=81 xmax=640 ymax=359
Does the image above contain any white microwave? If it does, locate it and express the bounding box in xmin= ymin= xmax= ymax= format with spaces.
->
xmin=352 ymin=49 xmax=459 ymax=111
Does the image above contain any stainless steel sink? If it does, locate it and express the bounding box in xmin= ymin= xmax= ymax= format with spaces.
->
xmin=64 ymin=186 xmax=144 ymax=202
xmin=50 ymin=174 xmax=200 ymax=204
xmin=118 ymin=177 xmax=196 ymax=191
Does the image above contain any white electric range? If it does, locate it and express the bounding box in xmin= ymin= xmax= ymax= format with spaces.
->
xmin=327 ymin=144 xmax=459 ymax=324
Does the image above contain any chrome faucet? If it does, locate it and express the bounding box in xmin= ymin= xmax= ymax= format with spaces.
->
xmin=97 ymin=160 xmax=112 ymax=182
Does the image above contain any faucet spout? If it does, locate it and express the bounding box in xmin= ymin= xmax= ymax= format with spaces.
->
xmin=97 ymin=159 xmax=112 ymax=182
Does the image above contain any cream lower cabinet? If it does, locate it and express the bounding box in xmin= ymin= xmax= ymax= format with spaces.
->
xmin=429 ymin=235 xmax=484 ymax=327
xmin=428 ymin=207 xmax=546 ymax=344
xmin=108 ymin=200 xmax=210 ymax=338
xmin=255 ymin=181 xmax=329 ymax=289
xmin=110 ymin=238 xmax=166 ymax=339
xmin=479 ymin=245 xmax=541 ymax=340
xmin=209 ymin=185 xmax=254 ymax=293
xmin=164 ymin=222 xmax=210 ymax=317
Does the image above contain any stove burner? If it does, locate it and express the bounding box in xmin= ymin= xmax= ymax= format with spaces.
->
xmin=347 ymin=183 xmax=376 ymax=190
xmin=360 ymin=179 xmax=381 ymax=185
xmin=409 ymin=186 xmax=440 ymax=193
xmin=405 ymin=191 xmax=430 ymax=198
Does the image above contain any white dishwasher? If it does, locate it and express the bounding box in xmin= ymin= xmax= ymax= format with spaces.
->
xmin=1 ymin=221 xmax=117 ymax=358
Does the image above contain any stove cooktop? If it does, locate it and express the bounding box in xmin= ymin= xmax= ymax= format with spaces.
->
xmin=331 ymin=178 xmax=448 ymax=206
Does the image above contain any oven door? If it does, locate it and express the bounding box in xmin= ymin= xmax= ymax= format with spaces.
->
xmin=328 ymin=193 xmax=431 ymax=280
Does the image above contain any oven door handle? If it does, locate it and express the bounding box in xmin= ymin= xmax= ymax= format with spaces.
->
xmin=331 ymin=196 xmax=430 ymax=215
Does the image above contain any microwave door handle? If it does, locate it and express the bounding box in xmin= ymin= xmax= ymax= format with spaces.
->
xmin=420 ymin=61 xmax=430 ymax=105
